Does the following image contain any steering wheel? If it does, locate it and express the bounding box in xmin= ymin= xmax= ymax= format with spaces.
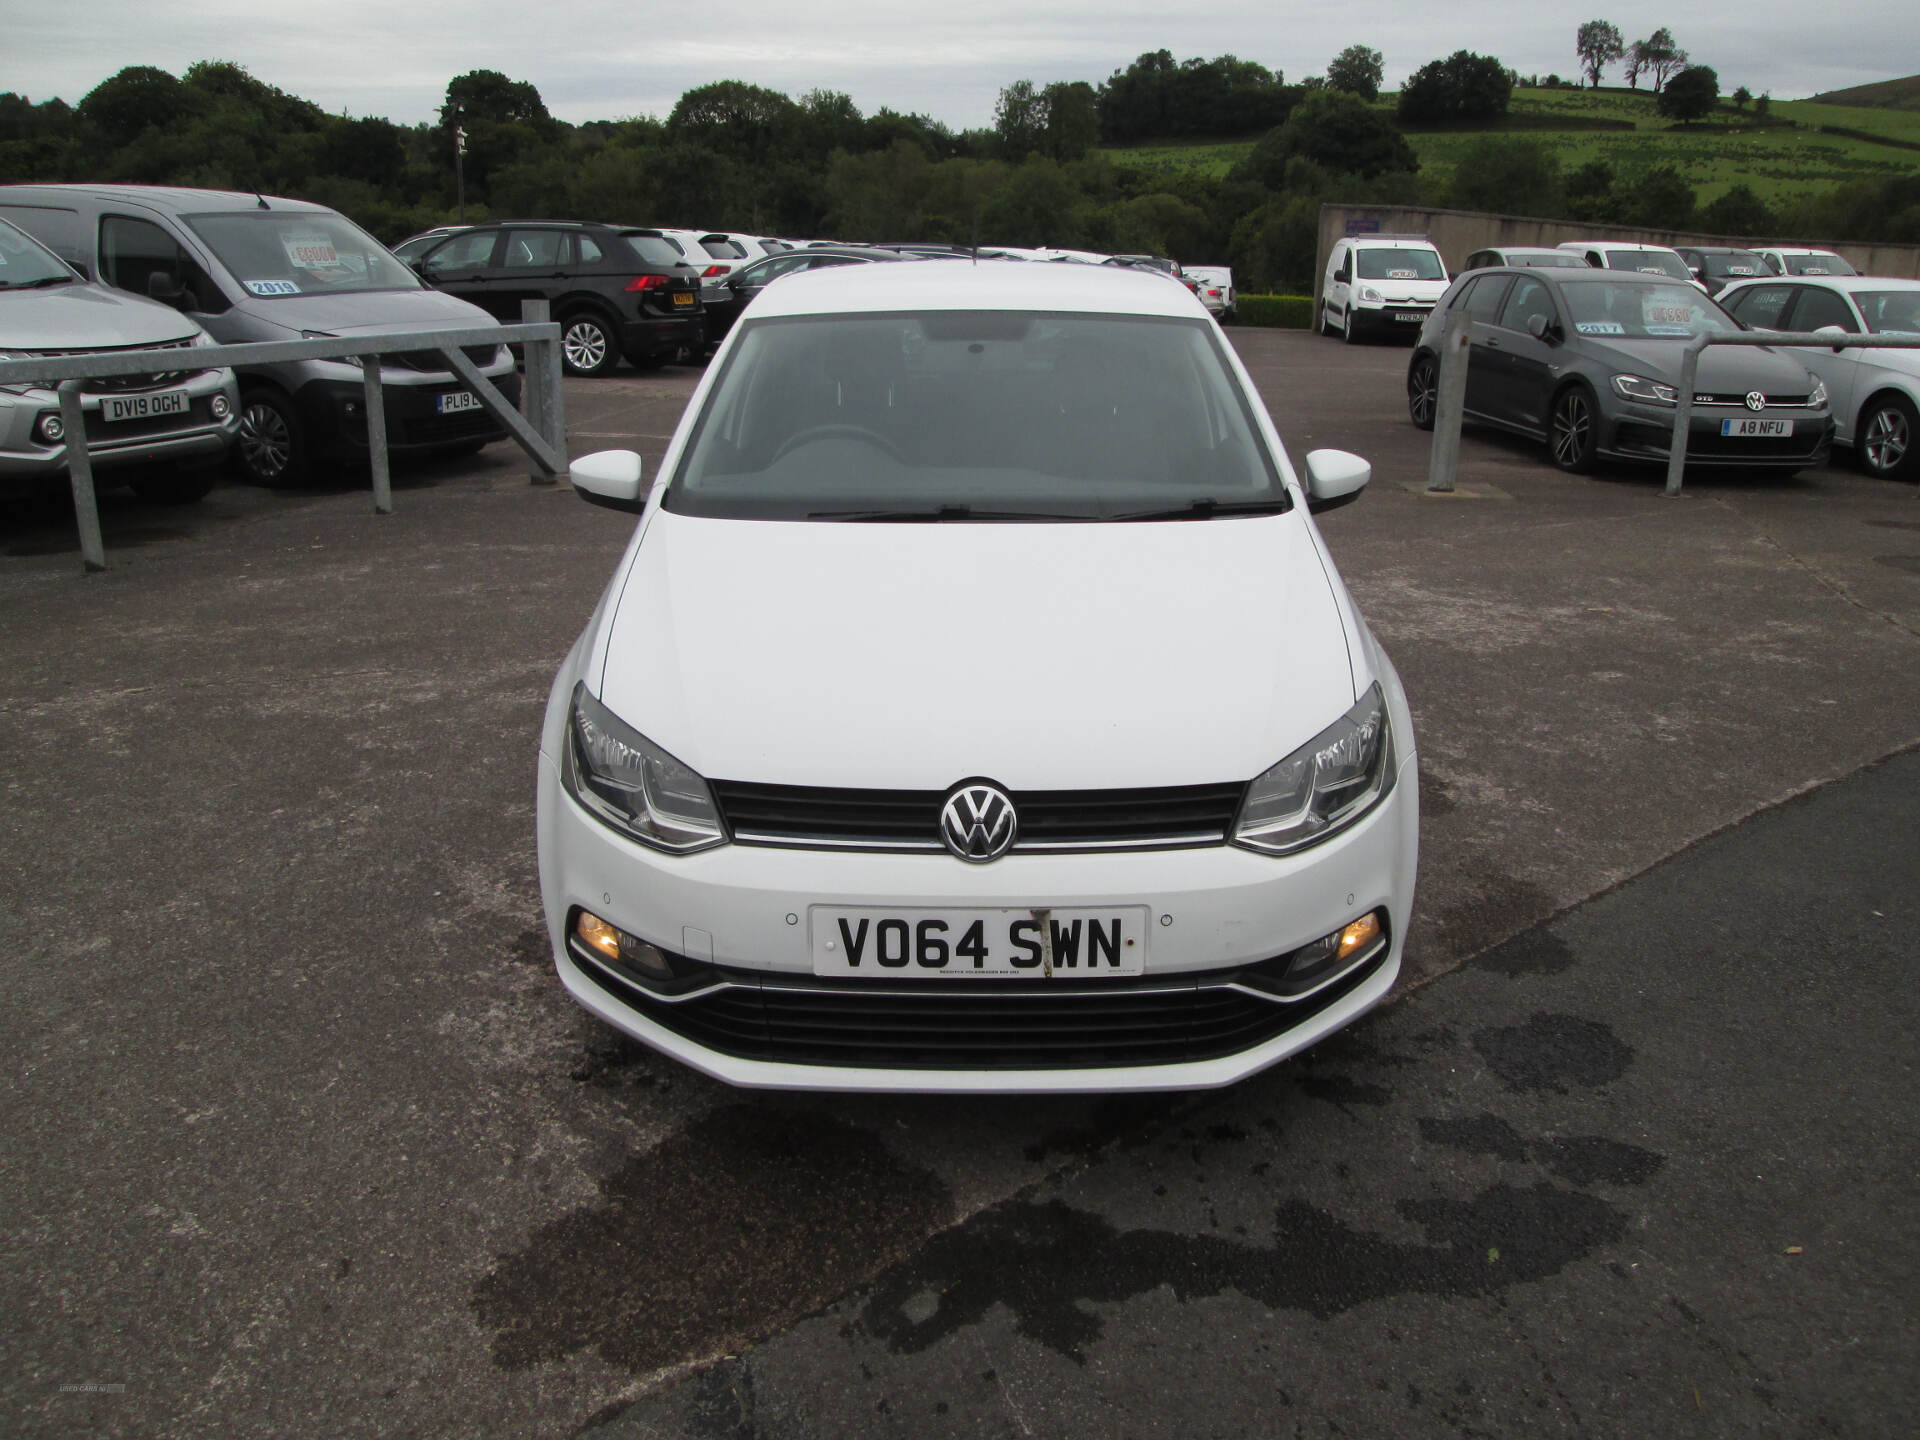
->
xmin=769 ymin=424 xmax=905 ymax=466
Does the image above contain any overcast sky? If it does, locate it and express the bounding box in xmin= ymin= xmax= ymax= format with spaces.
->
xmin=7 ymin=1 xmax=1917 ymax=129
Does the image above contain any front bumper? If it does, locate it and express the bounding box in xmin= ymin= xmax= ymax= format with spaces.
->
xmin=1351 ymin=302 xmax=1434 ymax=338
xmin=535 ymin=748 xmax=1419 ymax=1092
xmin=292 ymin=365 xmax=523 ymax=461
xmin=0 ymin=370 xmax=240 ymax=497
xmin=1604 ymin=404 xmax=1834 ymax=469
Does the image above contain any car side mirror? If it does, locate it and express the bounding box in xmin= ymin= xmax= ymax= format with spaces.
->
xmin=571 ymin=449 xmax=646 ymax=513
xmin=1813 ymin=323 xmax=1849 ymax=352
xmin=1526 ymin=313 xmax=1554 ymax=342
xmin=1334 ymin=267 xmax=1350 ymax=283
xmin=1303 ymin=448 xmax=1370 ymax=514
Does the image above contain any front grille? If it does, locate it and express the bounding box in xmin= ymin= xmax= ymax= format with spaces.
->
xmin=384 ymin=344 xmax=501 ymax=372
xmin=29 ymin=339 xmax=203 ymax=392
xmin=392 ymin=408 xmax=502 ymax=446
xmin=710 ymin=780 xmax=1247 ymax=853
xmin=575 ymin=944 xmax=1388 ymax=1070
xmin=1692 ymin=392 xmax=1811 ymax=408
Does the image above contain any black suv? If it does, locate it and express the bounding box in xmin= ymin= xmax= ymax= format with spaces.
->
xmin=411 ymin=221 xmax=704 ymax=375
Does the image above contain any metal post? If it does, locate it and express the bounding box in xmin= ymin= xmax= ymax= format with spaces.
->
xmin=1663 ymin=339 xmax=1705 ymax=498
xmin=57 ymin=380 xmax=106 ymax=573
xmin=360 ymin=355 xmax=393 ymax=514
xmin=1426 ymin=308 xmax=1472 ymax=493
xmin=520 ymin=299 xmax=563 ymax=485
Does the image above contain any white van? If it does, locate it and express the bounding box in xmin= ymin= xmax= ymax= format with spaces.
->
xmin=1753 ymin=247 xmax=1857 ymax=278
xmin=1555 ymin=240 xmax=1704 ymax=290
xmin=1320 ymin=236 xmax=1449 ymax=343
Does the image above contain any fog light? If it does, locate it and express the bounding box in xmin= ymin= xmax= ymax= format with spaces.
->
xmin=34 ymin=413 xmax=64 ymax=444
xmin=210 ymin=394 xmax=232 ymax=419
xmin=573 ymin=910 xmax=677 ymax=982
xmin=1257 ymin=909 xmax=1387 ymax=998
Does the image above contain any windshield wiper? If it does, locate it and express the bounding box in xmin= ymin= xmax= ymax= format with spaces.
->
xmin=1108 ymin=497 xmax=1291 ymax=521
xmin=0 ymin=275 xmax=77 ymax=291
xmin=806 ymin=504 xmax=1074 ymax=522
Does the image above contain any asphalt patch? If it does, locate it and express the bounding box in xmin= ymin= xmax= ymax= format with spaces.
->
xmin=472 ymin=1105 xmax=953 ymax=1373
xmin=1432 ymin=872 xmax=1558 ymax=961
xmin=1472 ymin=1012 xmax=1635 ymax=1093
xmin=1872 ymin=554 xmax=1920 ymax=575
xmin=1472 ymin=927 xmax=1579 ymax=978
xmin=1421 ymin=1112 xmax=1664 ymax=1187
xmin=859 ymin=1184 xmax=1627 ymax=1362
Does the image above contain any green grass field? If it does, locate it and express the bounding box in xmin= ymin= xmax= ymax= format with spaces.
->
xmin=1101 ymin=88 xmax=1920 ymax=207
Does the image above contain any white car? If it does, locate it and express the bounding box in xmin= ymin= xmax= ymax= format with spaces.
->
xmin=655 ymin=228 xmax=751 ymax=279
xmin=1320 ymin=236 xmax=1449 ymax=343
xmin=1555 ymin=240 xmax=1705 ymax=291
xmin=1718 ymin=273 xmax=1920 ymax=481
xmin=1753 ymin=247 xmax=1857 ymax=278
xmin=1185 ymin=265 xmax=1236 ymax=320
xmin=535 ymin=260 xmax=1418 ymax=1093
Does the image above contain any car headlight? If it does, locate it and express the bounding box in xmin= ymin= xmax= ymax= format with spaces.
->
xmin=1233 ymin=683 xmax=1395 ymax=856
xmin=1358 ymin=286 xmax=1384 ymax=304
xmin=1807 ymin=376 xmax=1828 ymax=410
xmin=1610 ymin=373 xmax=1678 ymax=405
xmin=562 ymin=682 xmax=726 ymax=854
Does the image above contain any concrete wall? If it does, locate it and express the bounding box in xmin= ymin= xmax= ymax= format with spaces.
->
xmin=1311 ymin=203 xmax=1920 ymax=313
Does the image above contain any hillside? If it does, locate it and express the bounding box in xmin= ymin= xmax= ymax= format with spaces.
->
xmin=1104 ymin=87 xmax=1920 ymax=207
xmin=1808 ymin=74 xmax=1920 ymax=110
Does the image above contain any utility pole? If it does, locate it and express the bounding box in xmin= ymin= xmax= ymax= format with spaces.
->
xmin=454 ymin=107 xmax=467 ymax=222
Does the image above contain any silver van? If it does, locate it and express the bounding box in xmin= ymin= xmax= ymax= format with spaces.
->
xmin=1 ymin=215 xmax=238 ymax=503
xmin=0 ymin=186 xmax=521 ymax=485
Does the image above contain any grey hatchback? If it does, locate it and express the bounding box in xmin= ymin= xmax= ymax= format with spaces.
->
xmin=1406 ymin=267 xmax=1833 ymax=474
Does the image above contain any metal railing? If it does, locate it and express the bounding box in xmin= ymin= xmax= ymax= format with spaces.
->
xmin=0 ymin=299 xmax=568 ymax=573
xmin=1422 ymin=313 xmax=1920 ymax=497
xmin=1663 ymin=331 xmax=1920 ymax=496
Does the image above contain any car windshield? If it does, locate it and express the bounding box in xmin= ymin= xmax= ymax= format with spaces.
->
xmin=1356 ymin=248 xmax=1445 ymax=280
xmin=185 ymin=211 xmax=419 ymax=298
xmin=1784 ymin=253 xmax=1856 ymax=275
xmin=1702 ymin=252 xmax=1766 ymax=278
xmin=1562 ymin=282 xmax=1738 ymax=339
xmin=621 ymin=232 xmax=686 ymax=267
xmin=0 ymin=216 xmax=75 ymax=288
xmin=666 ymin=311 xmax=1285 ymax=521
xmin=1602 ymin=250 xmax=1692 ymax=281
xmin=1855 ymin=291 xmax=1920 ymax=335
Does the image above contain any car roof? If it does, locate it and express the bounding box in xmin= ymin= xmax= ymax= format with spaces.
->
xmin=0 ymin=183 xmax=336 ymax=216
xmin=1477 ymin=266 xmax=1684 ymax=287
xmin=748 ymin=257 xmax=1204 ymax=319
xmin=1485 ymin=246 xmax=1570 ymax=256
xmin=1734 ymin=274 xmax=1917 ymax=291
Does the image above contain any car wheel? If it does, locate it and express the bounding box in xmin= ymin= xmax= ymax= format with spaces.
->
xmin=1407 ymin=354 xmax=1438 ymax=431
xmin=234 ymin=389 xmax=308 ymax=487
xmin=129 ymin=465 xmax=218 ymax=505
xmin=559 ymin=313 xmax=620 ymax=377
xmin=1343 ymin=307 xmax=1359 ymax=345
xmin=1857 ymin=392 xmax=1917 ymax=482
xmin=1320 ymin=302 xmax=1336 ymax=338
xmin=1548 ymin=384 xmax=1600 ymax=473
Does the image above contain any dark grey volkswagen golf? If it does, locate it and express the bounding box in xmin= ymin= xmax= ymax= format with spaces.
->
xmin=1406 ymin=267 xmax=1833 ymax=474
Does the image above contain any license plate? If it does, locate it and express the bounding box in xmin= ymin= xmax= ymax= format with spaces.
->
xmin=672 ymin=291 xmax=694 ymax=307
xmin=1392 ymin=310 xmax=1424 ymax=323
xmin=1720 ymin=418 xmax=1791 ymax=437
xmin=103 ymin=390 xmax=187 ymax=423
xmin=812 ymin=906 xmax=1149 ymax=978
xmin=436 ymin=390 xmax=480 ymax=415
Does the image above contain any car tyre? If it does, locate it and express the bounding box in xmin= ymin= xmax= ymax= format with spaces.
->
xmin=559 ymin=312 xmax=621 ymax=377
xmin=1548 ymin=384 xmax=1600 ymax=474
xmin=1319 ymin=302 xmax=1336 ymax=337
xmin=1856 ymin=392 xmax=1916 ymax=482
xmin=234 ymin=388 xmax=309 ymax=487
xmin=1407 ymin=354 xmax=1438 ymax=432
xmin=129 ymin=465 xmax=218 ymax=505
xmin=1343 ymin=307 xmax=1359 ymax=345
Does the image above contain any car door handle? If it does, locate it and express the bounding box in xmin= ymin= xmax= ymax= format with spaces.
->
xmin=1484 ymin=338 xmax=1502 ymax=349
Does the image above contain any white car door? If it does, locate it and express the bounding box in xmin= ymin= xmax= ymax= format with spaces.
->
xmin=1785 ymin=284 xmax=1867 ymax=437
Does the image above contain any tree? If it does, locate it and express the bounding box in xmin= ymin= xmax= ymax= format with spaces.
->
xmin=1755 ymin=92 xmax=1771 ymax=117
xmin=78 ymin=66 xmax=195 ymax=148
xmin=1041 ymin=81 xmax=1100 ymax=161
xmin=1731 ymin=85 xmax=1752 ymax=113
xmin=993 ymin=80 xmax=1047 ymax=160
xmin=439 ymin=70 xmax=548 ymax=129
xmin=1326 ymin=45 xmax=1384 ymax=102
xmin=1633 ymin=29 xmax=1687 ymax=92
xmin=667 ymin=80 xmax=799 ymax=164
xmin=1699 ymin=184 xmax=1775 ymax=235
xmin=1618 ymin=164 xmax=1696 ymax=228
xmin=1448 ymin=136 xmax=1563 ymax=216
xmin=1397 ymin=51 xmax=1512 ymax=123
xmin=1658 ymin=65 xmax=1719 ymax=123
xmin=1575 ymin=21 xmax=1624 ymax=89
xmin=1232 ymin=90 xmax=1416 ymax=186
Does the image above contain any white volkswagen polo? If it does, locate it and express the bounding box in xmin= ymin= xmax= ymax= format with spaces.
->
xmin=536 ymin=260 xmax=1418 ymax=1092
